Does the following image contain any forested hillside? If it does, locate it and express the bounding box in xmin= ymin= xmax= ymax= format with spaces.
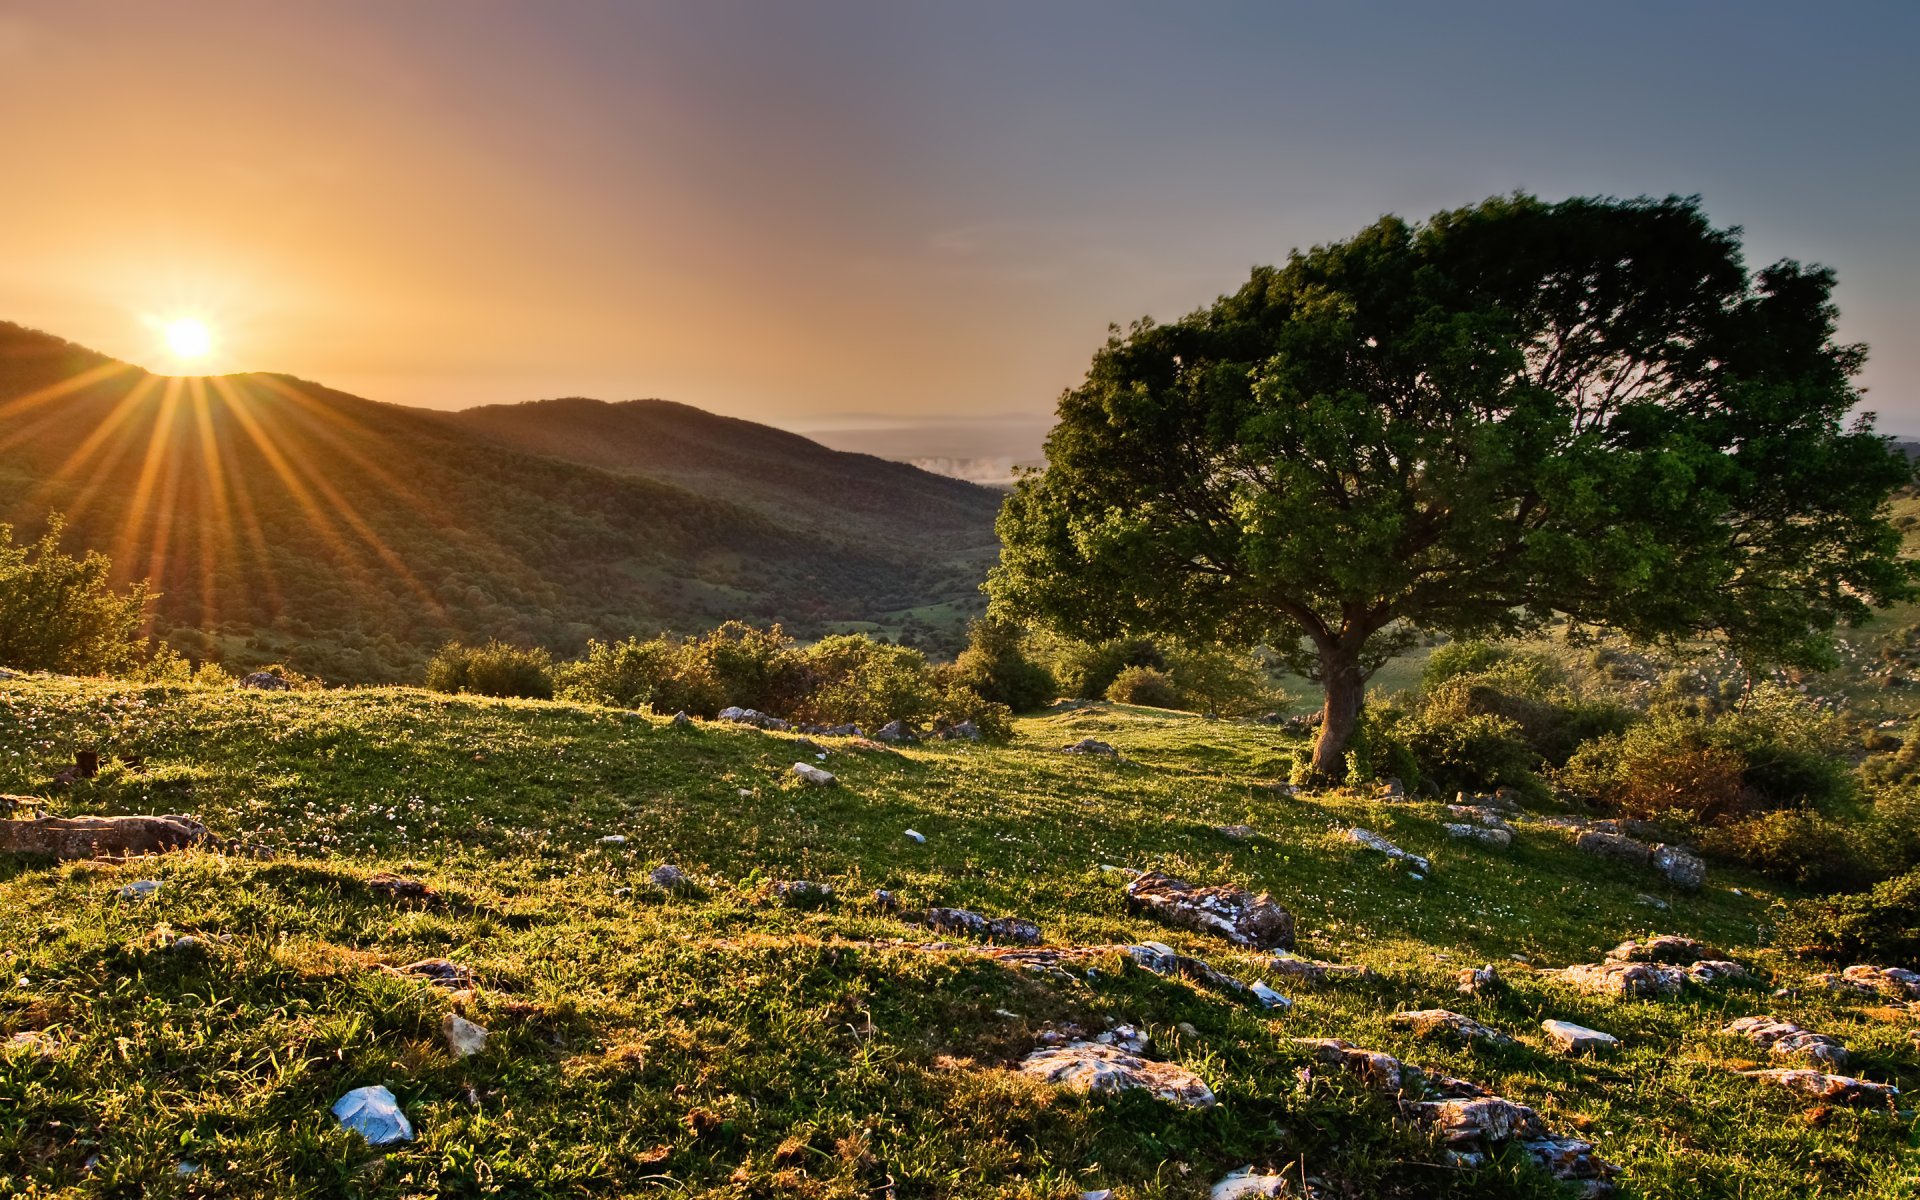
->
xmin=0 ymin=324 xmax=997 ymax=682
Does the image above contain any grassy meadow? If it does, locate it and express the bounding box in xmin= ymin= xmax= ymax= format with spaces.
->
xmin=1 ymin=677 xmax=1916 ymax=1198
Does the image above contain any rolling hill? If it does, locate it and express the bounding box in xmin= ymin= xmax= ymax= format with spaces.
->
xmin=0 ymin=323 xmax=1001 ymax=682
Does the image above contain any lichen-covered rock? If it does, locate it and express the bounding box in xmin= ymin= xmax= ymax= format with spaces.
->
xmin=874 ymin=720 xmax=918 ymax=744
xmin=366 ymin=872 xmax=435 ymax=899
xmin=1838 ymin=964 xmax=1920 ymax=1000
xmin=1209 ymin=1168 xmax=1291 ymax=1200
xmin=1389 ymin=1009 xmax=1514 ymax=1047
xmin=238 ymin=671 xmax=291 ymax=691
xmin=1344 ymin=827 xmax=1431 ymax=874
xmin=0 ymin=814 xmax=207 ymax=860
xmin=1444 ymin=823 xmax=1512 ymax=848
xmin=718 ymin=706 xmax=791 ymax=730
xmin=1605 ymin=935 xmax=1713 ymax=965
xmin=1740 ymin=1068 xmax=1898 ymax=1105
xmin=400 ymin=959 xmax=474 ymax=989
xmin=1724 ymin=1016 xmax=1848 ymax=1069
xmin=1414 ymin=1096 xmax=1548 ymax=1146
xmin=1575 ymin=831 xmax=1650 ymax=864
xmin=1124 ymin=871 xmax=1294 ymax=950
xmin=1291 ymin=1037 xmax=1412 ymax=1095
xmin=774 ymin=879 xmax=833 ymax=907
xmin=1553 ymin=961 xmax=1687 ymax=998
xmin=442 ymin=1014 xmax=488 ymax=1058
xmin=1456 ymin=964 xmax=1500 ymax=995
xmin=1018 ymin=1041 xmax=1215 ymax=1106
xmin=1650 ymin=844 xmax=1707 ymax=890
xmin=922 ymin=906 xmax=1042 ymax=945
xmin=1684 ymin=960 xmax=1749 ymax=985
xmin=649 ymin=864 xmax=692 ymax=890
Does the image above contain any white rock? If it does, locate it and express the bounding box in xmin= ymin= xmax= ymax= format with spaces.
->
xmin=443 ymin=1013 xmax=488 ymax=1058
xmin=1210 ymin=1167 xmax=1291 ymax=1199
xmin=904 ymin=829 xmax=926 ymax=844
xmin=1344 ymin=827 xmax=1431 ymax=874
xmin=1250 ymin=982 xmax=1292 ymax=1011
xmin=332 ymin=1084 xmax=414 ymax=1144
xmin=117 ymin=880 xmax=162 ymax=900
xmin=597 ymin=835 xmax=627 ymax=846
xmin=791 ymin=762 xmax=837 ymax=786
xmin=1542 ymin=1019 xmax=1618 ymax=1053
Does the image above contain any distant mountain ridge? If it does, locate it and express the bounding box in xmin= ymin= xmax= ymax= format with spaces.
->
xmin=0 ymin=322 xmax=1000 ymax=681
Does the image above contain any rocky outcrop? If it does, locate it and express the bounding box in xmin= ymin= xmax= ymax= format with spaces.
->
xmin=1724 ymin=1016 xmax=1848 ymax=1069
xmin=1124 ymin=871 xmax=1294 ymax=950
xmin=1444 ymin=823 xmax=1512 ymax=848
xmin=1389 ymin=1009 xmax=1514 ymax=1047
xmin=1018 ymin=1041 xmax=1215 ymax=1107
xmin=922 ymin=906 xmax=1043 ymax=945
xmin=1740 ymin=1068 xmax=1897 ymax=1105
xmin=790 ymin=762 xmax=837 ymax=785
xmin=1293 ymin=1038 xmax=1616 ymax=1194
xmin=1553 ymin=955 xmax=1747 ymax=998
xmin=0 ymin=814 xmax=206 ymax=859
xmin=238 ymin=672 xmax=290 ymax=691
xmin=1573 ymin=831 xmax=1705 ymax=889
xmin=1268 ymin=953 xmax=1375 ymax=985
xmin=719 ymin=706 xmax=791 ymax=731
xmin=1125 ymin=942 xmax=1292 ymax=1010
xmin=1062 ymin=738 xmax=1118 ymax=757
xmin=1650 ymin=845 xmax=1707 ymax=890
xmin=1820 ymin=964 xmax=1920 ymax=1001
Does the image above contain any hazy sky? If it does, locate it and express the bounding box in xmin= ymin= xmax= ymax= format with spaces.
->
xmin=3 ymin=2 xmax=1916 ymax=437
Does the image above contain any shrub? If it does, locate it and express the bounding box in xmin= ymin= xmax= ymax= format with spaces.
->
xmin=1392 ymin=709 xmax=1539 ymax=795
xmin=1421 ymin=640 xmax=1514 ymax=689
xmin=677 ymin=621 xmax=811 ymax=715
xmin=1039 ymin=635 xmax=1165 ymax=700
xmin=1106 ymin=665 xmax=1179 ymax=708
xmin=931 ymin=685 xmax=1014 ymax=742
xmin=1162 ymin=644 xmax=1288 ymax=717
xmin=426 ymin=640 xmax=554 ymax=699
xmin=1699 ymin=809 xmax=1874 ymax=890
xmin=0 ymin=516 xmax=152 ymax=675
xmin=1773 ymin=867 xmax=1920 ymax=963
xmin=795 ymin=635 xmax=937 ymax=730
xmin=945 ymin=619 xmax=1055 ymax=711
xmin=554 ymin=636 xmax=680 ymax=709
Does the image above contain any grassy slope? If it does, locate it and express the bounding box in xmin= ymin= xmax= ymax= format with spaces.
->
xmin=2 ymin=679 xmax=1916 ymax=1199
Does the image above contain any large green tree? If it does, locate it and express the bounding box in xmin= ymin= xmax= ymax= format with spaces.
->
xmin=990 ymin=194 xmax=1915 ymax=778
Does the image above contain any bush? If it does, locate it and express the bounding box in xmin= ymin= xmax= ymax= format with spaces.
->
xmin=0 ymin=516 xmax=152 ymax=674
xmin=678 ymin=621 xmax=811 ymax=715
xmin=931 ymin=685 xmax=1014 ymax=742
xmin=1039 ymin=635 xmax=1165 ymax=700
xmin=945 ymin=619 xmax=1055 ymax=711
xmin=1773 ymin=867 xmax=1920 ymax=963
xmin=1421 ymin=640 xmax=1514 ymax=689
xmin=1699 ymin=809 xmax=1874 ymax=889
xmin=1560 ymin=683 xmax=1851 ymax=824
xmin=794 ymin=635 xmax=937 ymax=730
xmin=426 ymin=640 xmax=554 ymax=699
xmin=1106 ymin=665 xmax=1179 ymax=708
xmin=1162 ymin=643 xmax=1289 ymax=717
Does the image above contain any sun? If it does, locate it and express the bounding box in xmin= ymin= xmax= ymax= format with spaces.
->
xmin=162 ymin=317 xmax=214 ymax=361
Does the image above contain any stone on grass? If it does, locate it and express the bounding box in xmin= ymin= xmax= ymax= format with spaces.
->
xmin=117 ymin=879 xmax=162 ymax=900
xmin=1542 ymin=1020 xmax=1618 ymax=1054
xmin=1344 ymin=827 xmax=1431 ymax=874
xmin=903 ymin=828 xmax=926 ymax=844
xmin=670 ymin=711 xmax=693 ymax=728
xmin=1741 ymin=1068 xmax=1898 ymax=1105
xmin=775 ymin=880 xmax=833 ymax=907
xmin=1018 ymin=1041 xmax=1215 ymax=1107
xmin=1575 ymin=830 xmax=1650 ymax=864
xmin=1124 ymin=870 xmax=1294 ymax=950
xmin=7 ymin=1030 xmax=57 ymax=1060
xmin=1216 ymin=824 xmax=1257 ymax=840
xmin=1210 ymin=1168 xmax=1292 ymax=1200
xmin=718 ymin=706 xmax=791 ymax=730
xmin=1444 ymin=823 xmax=1512 ymax=849
xmin=874 ymin=720 xmax=918 ymax=744
xmin=366 ymin=873 xmax=435 ymax=900
xmin=1268 ymin=953 xmax=1375 ymax=984
xmin=1249 ymin=982 xmax=1292 ymax=1011
xmin=1456 ymin=965 xmax=1500 ymax=995
xmin=649 ymin=864 xmax=691 ymax=890
xmin=1836 ymin=964 xmax=1920 ymax=1000
xmin=1650 ymin=844 xmax=1707 ymax=890
xmin=934 ymin=720 xmax=981 ymax=741
xmin=922 ymin=906 xmax=1042 ymax=945
xmin=332 ymin=1084 xmax=413 ymax=1144
xmin=790 ymin=762 xmax=837 ymax=786
xmin=442 ymin=1013 xmax=488 ymax=1058
xmin=1724 ymin=1016 xmax=1847 ymax=1070
xmin=3 ymin=815 xmax=206 ymax=860
xmin=1062 ymin=738 xmax=1118 ymax=757
xmin=1389 ymin=1009 xmax=1514 ymax=1047
xmin=401 ymin=959 xmax=474 ymax=989
xmin=1553 ymin=961 xmax=1686 ymax=999
xmin=1685 ymin=960 xmax=1749 ymax=985
xmin=1605 ymin=935 xmax=1712 ymax=965
xmin=597 ymin=834 xmax=628 ymax=846
xmin=238 ymin=671 xmax=291 ymax=691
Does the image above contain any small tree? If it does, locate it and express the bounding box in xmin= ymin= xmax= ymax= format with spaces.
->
xmin=0 ymin=516 xmax=152 ymax=674
xmin=992 ymin=194 xmax=1914 ymax=778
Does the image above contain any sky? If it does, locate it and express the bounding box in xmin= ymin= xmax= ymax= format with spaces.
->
xmin=3 ymin=2 xmax=1917 ymax=448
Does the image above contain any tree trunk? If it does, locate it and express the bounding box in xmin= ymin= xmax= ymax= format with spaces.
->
xmin=1311 ymin=646 xmax=1366 ymax=779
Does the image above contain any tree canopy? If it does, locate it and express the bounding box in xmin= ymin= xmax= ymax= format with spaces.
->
xmin=989 ymin=194 xmax=1915 ymax=776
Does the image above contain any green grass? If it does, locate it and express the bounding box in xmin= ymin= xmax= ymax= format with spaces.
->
xmin=2 ymin=679 xmax=1916 ymax=1198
